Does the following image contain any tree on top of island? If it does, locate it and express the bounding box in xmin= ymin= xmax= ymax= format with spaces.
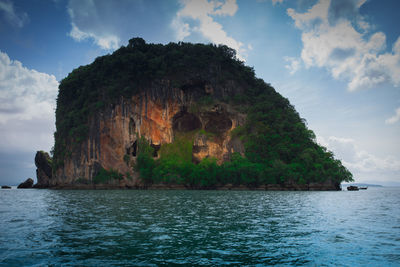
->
xmin=34 ymin=38 xmax=353 ymax=190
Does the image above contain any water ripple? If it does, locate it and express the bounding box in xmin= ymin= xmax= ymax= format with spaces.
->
xmin=1 ymin=188 xmax=400 ymax=266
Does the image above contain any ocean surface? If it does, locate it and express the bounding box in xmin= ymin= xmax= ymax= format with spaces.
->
xmin=1 ymin=187 xmax=399 ymax=266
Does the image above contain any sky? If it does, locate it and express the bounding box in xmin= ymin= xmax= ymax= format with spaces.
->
xmin=0 ymin=0 xmax=399 ymax=186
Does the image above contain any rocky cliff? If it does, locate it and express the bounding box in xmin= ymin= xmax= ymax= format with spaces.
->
xmin=46 ymin=38 xmax=353 ymax=189
xmin=53 ymin=82 xmax=245 ymax=187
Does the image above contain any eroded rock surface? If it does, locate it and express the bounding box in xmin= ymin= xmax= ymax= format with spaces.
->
xmin=52 ymin=83 xmax=246 ymax=187
xmin=34 ymin=151 xmax=53 ymax=188
xmin=17 ymin=178 xmax=34 ymax=189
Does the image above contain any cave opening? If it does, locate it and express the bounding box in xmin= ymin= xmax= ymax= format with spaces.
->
xmin=205 ymin=114 xmax=232 ymax=134
xmin=172 ymin=111 xmax=202 ymax=132
xmin=126 ymin=140 xmax=137 ymax=157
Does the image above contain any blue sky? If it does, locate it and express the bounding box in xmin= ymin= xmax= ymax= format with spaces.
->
xmin=0 ymin=0 xmax=399 ymax=185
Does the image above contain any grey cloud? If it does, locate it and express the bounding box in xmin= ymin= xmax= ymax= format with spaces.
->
xmin=0 ymin=151 xmax=36 ymax=186
xmin=0 ymin=0 xmax=28 ymax=28
xmin=0 ymin=113 xmax=55 ymax=152
xmin=329 ymin=0 xmax=358 ymax=21
xmin=330 ymin=47 xmax=356 ymax=60
xmin=364 ymin=66 xmax=387 ymax=82
xmin=0 ymin=105 xmax=23 ymax=114
xmin=328 ymin=0 xmax=367 ymax=29
xmin=0 ymin=50 xmax=56 ymax=188
xmin=318 ymin=136 xmax=400 ymax=182
xmin=308 ymin=17 xmax=324 ymax=29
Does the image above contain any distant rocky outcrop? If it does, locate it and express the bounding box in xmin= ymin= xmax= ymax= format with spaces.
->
xmin=17 ymin=178 xmax=34 ymax=189
xmin=1 ymin=185 xmax=11 ymax=189
xmin=33 ymin=151 xmax=52 ymax=188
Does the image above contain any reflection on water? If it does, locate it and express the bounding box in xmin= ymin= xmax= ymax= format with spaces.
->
xmin=1 ymin=188 xmax=399 ymax=266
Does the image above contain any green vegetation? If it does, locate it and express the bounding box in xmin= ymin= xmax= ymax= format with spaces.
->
xmin=123 ymin=154 xmax=130 ymax=165
xmin=135 ymin=137 xmax=156 ymax=184
xmin=198 ymin=128 xmax=215 ymax=138
xmin=74 ymin=177 xmax=90 ymax=184
xmin=53 ymin=38 xmax=254 ymax=167
xmin=134 ymin=137 xmax=294 ymax=188
xmin=188 ymin=97 xmax=213 ymax=114
xmin=135 ymin=128 xmax=353 ymax=188
xmin=93 ymin=168 xmax=124 ymax=184
xmin=54 ymin=37 xmax=353 ymax=185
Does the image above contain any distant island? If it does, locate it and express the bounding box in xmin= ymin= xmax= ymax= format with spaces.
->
xmin=342 ymin=183 xmax=383 ymax=187
xmin=34 ymin=38 xmax=353 ymax=190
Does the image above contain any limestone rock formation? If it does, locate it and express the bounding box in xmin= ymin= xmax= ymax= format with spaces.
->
xmin=17 ymin=178 xmax=34 ymax=189
xmin=47 ymin=38 xmax=353 ymax=189
xmin=33 ymin=151 xmax=53 ymax=188
xmin=53 ymin=84 xmax=246 ymax=186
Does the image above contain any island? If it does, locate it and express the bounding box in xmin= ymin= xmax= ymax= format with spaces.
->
xmin=34 ymin=38 xmax=353 ymax=190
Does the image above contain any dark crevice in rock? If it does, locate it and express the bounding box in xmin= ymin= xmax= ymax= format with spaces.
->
xmin=172 ymin=110 xmax=202 ymax=132
xmin=92 ymin=162 xmax=102 ymax=179
xmin=151 ymin=144 xmax=161 ymax=157
xmin=205 ymin=114 xmax=232 ymax=134
xmin=126 ymin=140 xmax=137 ymax=157
xmin=192 ymin=145 xmax=202 ymax=153
xmin=180 ymin=79 xmax=206 ymax=92
xmin=129 ymin=118 xmax=135 ymax=135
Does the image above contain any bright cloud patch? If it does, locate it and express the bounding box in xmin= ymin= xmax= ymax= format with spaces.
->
xmin=172 ymin=0 xmax=247 ymax=60
xmin=287 ymin=0 xmax=400 ymax=90
xmin=284 ymin=56 xmax=301 ymax=75
xmin=385 ymin=107 xmax=400 ymax=125
xmin=0 ymin=51 xmax=58 ymax=152
xmin=318 ymin=136 xmax=400 ymax=175
xmin=67 ymin=1 xmax=120 ymax=50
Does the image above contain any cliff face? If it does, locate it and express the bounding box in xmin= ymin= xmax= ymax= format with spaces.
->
xmin=48 ymin=39 xmax=353 ymax=189
xmin=52 ymin=81 xmax=246 ymax=186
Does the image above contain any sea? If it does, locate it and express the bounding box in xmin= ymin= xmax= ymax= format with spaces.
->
xmin=0 ymin=187 xmax=399 ymax=266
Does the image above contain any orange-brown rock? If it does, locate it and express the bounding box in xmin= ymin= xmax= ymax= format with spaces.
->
xmin=52 ymin=86 xmax=246 ymax=186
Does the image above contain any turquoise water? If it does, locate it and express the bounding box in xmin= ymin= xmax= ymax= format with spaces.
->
xmin=1 ymin=188 xmax=399 ymax=266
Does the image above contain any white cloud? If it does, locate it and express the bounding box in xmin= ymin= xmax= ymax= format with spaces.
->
xmin=385 ymin=107 xmax=400 ymax=125
xmin=67 ymin=2 xmax=120 ymax=50
xmin=0 ymin=51 xmax=58 ymax=152
xmin=287 ymin=0 xmax=329 ymax=29
xmin=171 ymin=17 xmax=191 ymax=40
xmin=213 ymin=0 xmax=237 ymax=16
xmin=0 ymin=0 xmax=28 ymax=27
xmin=318 ymin=135 xmax=400 ymax=174
xmin=172 ymin=0 xmax=247 ymax=61
xmin=287 ymin=0 xmax=400 ymax=91
xmin=69 ymin=21 xmax=120 ymax=50
xmin=284 ymin=56 xmax=301 ymax=75
xmin=67 ymin=0 xmax=247 ymax=57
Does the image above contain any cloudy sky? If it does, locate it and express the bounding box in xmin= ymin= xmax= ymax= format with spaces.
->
xmin=0 ymin=0 xmax=399 ymax=186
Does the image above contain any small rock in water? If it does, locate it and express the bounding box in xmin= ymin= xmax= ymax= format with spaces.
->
xmin=1 ymin=185 xmax=11 ymax=189
xmin=17 ymin=178 xmax=34 ymax=189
